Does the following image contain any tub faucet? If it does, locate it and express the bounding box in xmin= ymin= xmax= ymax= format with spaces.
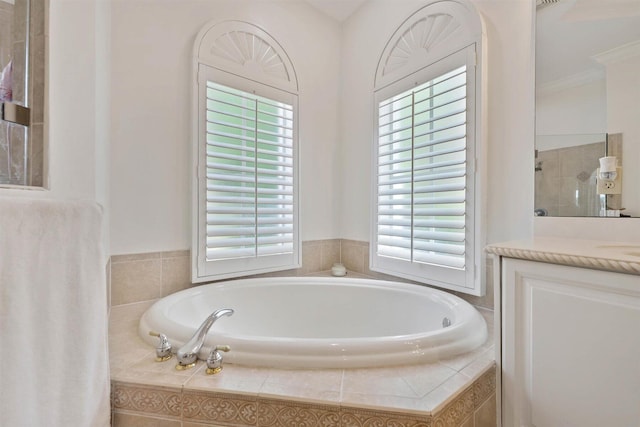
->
xmin=148 ymin=331 xmax=173 ymax=362
xmin=176 ymin=308 xmax=234 ymax=369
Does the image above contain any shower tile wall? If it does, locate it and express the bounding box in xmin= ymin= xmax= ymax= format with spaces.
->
xmin=604 ymin=133 xmax=623 ymax=210
xmin=109 ymin=239 xmax=494 ymax=310
xmin=535 ymin=141 xmax=605 ymax=217
xmin=0 ymin=2 xmax=13 ymax=71
xmin=28 ymin=0 xmax=46 ymax=186
xmin=0 ymin=0 xmax=46 ymax=187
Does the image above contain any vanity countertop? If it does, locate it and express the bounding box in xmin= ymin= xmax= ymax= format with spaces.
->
xmin=486 ymin=237 xmax=640 ymax=275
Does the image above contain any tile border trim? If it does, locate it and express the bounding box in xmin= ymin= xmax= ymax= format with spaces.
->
xmin=111 ymin=363 xmax=495 ymax=427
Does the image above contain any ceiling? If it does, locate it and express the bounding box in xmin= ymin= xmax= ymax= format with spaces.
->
xmin=536 ymin=0 xmax=640 ymax=87
xmin=303 ymin=0 xmax=368 ymax=22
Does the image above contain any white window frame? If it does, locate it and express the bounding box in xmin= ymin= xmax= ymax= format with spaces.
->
xmin=192 ymin=21 xmax=300 ymax=283
xmin=370 ymin=1 xmax=486 ymax=296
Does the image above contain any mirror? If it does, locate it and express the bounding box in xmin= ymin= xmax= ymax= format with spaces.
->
xmin=535 ymin=0 xmax=640 ymax=217
xmin=0 ymin=0 xmax=46 ymax=188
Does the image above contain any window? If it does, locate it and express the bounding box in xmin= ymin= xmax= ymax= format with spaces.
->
xmin=193 ymin=22 xmax=299 ymax=282
xmin=371 ymin=2 xmax=485 ymax=295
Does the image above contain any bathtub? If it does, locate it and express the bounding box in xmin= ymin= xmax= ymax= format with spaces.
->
xmin=138 ymin=277 xmax=487 ymax=369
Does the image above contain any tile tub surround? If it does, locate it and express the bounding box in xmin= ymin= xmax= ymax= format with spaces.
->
xmin=109 ymin=240 xmax=342 ymax=306
xmin=110 ymin=250 xmax=192 ymax=306
xmin=109 ymin=239 xmax=493 ymax=310
xmin=109 ymin=302 xmax=496 ymax=427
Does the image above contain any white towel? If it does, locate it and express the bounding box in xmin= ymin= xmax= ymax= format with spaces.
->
xmin=0 ymin=197 xmax=110 ymax=427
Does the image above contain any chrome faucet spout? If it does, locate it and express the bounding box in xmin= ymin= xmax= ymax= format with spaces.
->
xmin=176 ymin=308 xmax=234 ymax=368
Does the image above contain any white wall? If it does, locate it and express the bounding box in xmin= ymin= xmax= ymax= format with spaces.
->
xmin=339 ymin=0 xmax=535 ymax=245
xmin=535 ymin=79 xmax=607 ymax=149
xmin=109 ymin=0 xmax=342 ymax=255
xmin=18 ymin=0 xmax=640 ymax=258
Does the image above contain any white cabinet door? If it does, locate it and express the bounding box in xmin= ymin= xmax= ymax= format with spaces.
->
xmin=501 ymin=258 xmax=640 ymax=427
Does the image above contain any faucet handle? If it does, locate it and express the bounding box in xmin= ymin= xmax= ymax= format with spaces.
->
xmin=149 ymin=331 xmax=173 ymax=362
xmin=206 ymin=345 xmax=231 ymax=375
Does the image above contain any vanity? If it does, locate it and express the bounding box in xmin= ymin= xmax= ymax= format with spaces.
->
xmin=487 ymin=238 xmax=640 ymax=427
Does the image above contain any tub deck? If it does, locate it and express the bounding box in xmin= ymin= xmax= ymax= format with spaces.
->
xmin=109 ymin=299 xmax=495 ymax=426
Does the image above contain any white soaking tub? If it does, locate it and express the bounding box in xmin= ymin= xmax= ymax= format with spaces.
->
xmin=138 ymin=277 xmax=487 ymax=368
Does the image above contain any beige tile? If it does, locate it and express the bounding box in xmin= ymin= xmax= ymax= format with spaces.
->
xmin=105 ymin=250 xmax=499 ymax=423
xmin=185 ymin=363 xmax=268 ymax=396
xmin=112 ymin=252 xmax=163 ymax=263
xmin=340 ymin=393 xmax=430 ymax=416
xmin=341 ymin=363 xmax=466 ymax=415
xmin=438 ymin=342 xmax=492 ymax=373
xmin=182 ymin=390 xmax=257 ymax=425
xmin=161 ymin=255 xmax=191 ymax=296
xmin=535 ymin=149 xmax=560 ymax=213
xmin=109 ymin=327 xmax=153 ymax=362
xmin=107 ymin=259 xmax=112 ymax=309
xmin=0 ymin=122 xmax=8 ymax=176
xmin=341 ymin=241 xmax=366 ymax=273
xmin=9 ymin=123 xmax=26 ymax=184
xmin=399 ymin=363 xmax=458 ymax=398
xmin=109 ymin=324 xmax=147 ymax=350
xmin=607 ymin=133 xmax=622 ymax=158
xmin=339 ymin=270 xmax=372 ymax=279
xmin=11 ymin=41 xmax=26 ymax=103
xmin=109 ymin=317 xmax=149 ymax=344
xmin=110 ymin=347 xmax=155 ymax=379
xmin=162 ymin=249 xmax=190 ymax=258
xmin=363 ymin=246 xmax=371 ymax=275
xmin=459 ymin=415 xmax=474 ymax=427
xmin=111 ymin=382 xmax=182 ymax=418
xmin=474 ymin=393 xmax=497 ymax=427
xmin=28 ymin=124 xmax=44 ymax=186
xmin=301 ymin=242 xmax=323 ymax=274
xmin=115 ymin=352 xmax=200 ymax=388
xmin=257 ymin=398 xmax=340 ymax=427
xmin=12 ymin=0 xmax=27 ymax=42
xmin=29 ymin=34 xmax=46 ymax=124
xmin=31 ymin=0 xmax=46 ymax=37
xmin=183 ymin=423 xmax=232 ymax=427
xmin=109 ymin=312 xmax=157 ymax=373
xmin=340 ymin=407 xmax=431 ymax=427
xmin=112 ymin=411 xmax=181 ymax=427
xmin=342 ymin=366 xmax=419 ymax=399
xmin=110 ymin=300 xmax=156 ymax=325
xmin=111 ymin=258 xmax=162 ymax=305
xmin=320 ymin=239 xmax=341 ymax=271
xmin=472 ymin=365 xmax=496 ymax=408
xmin=259 ymin=368 xmax=342 ymax=404
xmin=558 ymin=146 xmax=584 ymax=179
xmin=430 ymin=379 xmax=475 ymax=426
xmin=460 ymin=353 xmax=494 ymax=382
xmin=419 ymin=372 xmax=473 ymax=414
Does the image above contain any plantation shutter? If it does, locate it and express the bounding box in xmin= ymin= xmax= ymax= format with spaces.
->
xmin=196 ymin=68 xmax=299 ymax=281
xmin=372 ymin=47 xmax=476 ymax=291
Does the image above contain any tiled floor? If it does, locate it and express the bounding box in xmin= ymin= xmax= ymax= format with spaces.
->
xmin=109 ymin=298 xmax=495 ymax=425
